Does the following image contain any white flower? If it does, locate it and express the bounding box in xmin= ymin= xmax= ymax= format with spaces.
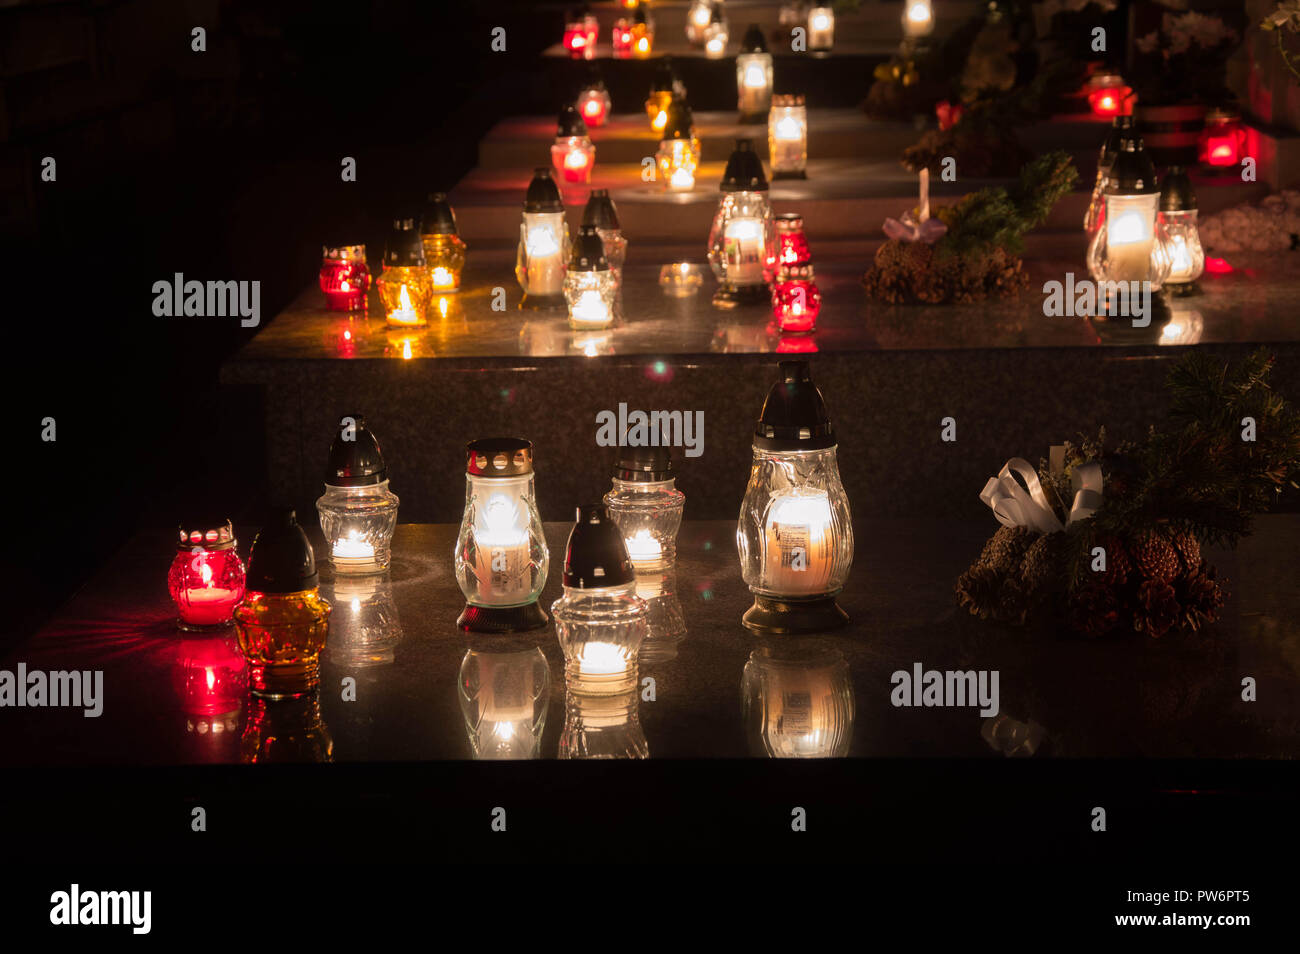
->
xmin=1263 ymin=0 xmax=1300 ymax=33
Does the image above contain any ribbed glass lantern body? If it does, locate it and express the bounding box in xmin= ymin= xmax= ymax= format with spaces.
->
xmin=516 ymin=212 xmax=569 ymax=297
xmin=707 ymin=191 xmax=775 ymax=292
xmin=552 ymin=582 xmax=648 ymax=694
xmin=233 ymin=589 xmax=331 ymax=699
xmin=563 ymin=266 xmax=616 ymax=330
xmin=656 ymin=137 xmax=699 ymax=191
xmin=1160 ymin=209 xmax=1205 ymax=286
xmin=458 ymin=645 xmax=551 ymax=759
xmin=737 ymin=445 xmax=853 ymax=599
xmin=742 ymin=644 xmax=854 ymax=757
xmin=455 ymin=473 xmax=549 ymax=609
xmin=1086 ymin=192 xmax=1172 ymax=290
xmin=316 ymin=481 xmax=399 ymax=575
xmin=604 ymin=478 xmax=685 ymax=570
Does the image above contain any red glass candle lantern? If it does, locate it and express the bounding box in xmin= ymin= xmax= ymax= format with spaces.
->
xmin=1086 ymin=73 xmax=1132 ymax=119
xmin=168 ymin=518 xmax=246 ymax=630
xmin=551 ymin=105 xmax=596 ymax=184
xmin=564 ymin=8 xmax=597 ymax=60
xmin=175 ymin=634 xmax=247 ymax=717
xmin=771 ymin=214 xmax=819 ymax=334
xmin=577 ymin=73 xmax=612 ymax=128
xmin=775 ymin=212 xmax=813 ymax=269
xmin=612 ymin=18 xmax=634 ymax=58
xmin=1198 ymin=108 xmax=1245 ymax=169
xmin=319 ymin=245 xmax=370 ymax=311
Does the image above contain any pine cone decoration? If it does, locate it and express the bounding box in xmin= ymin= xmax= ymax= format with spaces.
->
xmin=1087 ymin=532 xmax=1132 ymax=587
xmin=956 ymin=565 xmax=1002 ymax=620
xmin=1130 ymin=530 xmax=1180 ymax=584
xmin=1180 ymin=563 xmax=1227 ymax=627
xmin=975 ymin=525 xmax=1035 ymax=575
xmin=1019 ymin=531 xmax=1067 ymax=598
xmin=995 ymin=576 xmax=1027 ymax=625
xmin=1068 ymin=582 xmax=1120 ymax=639
xmin=1135 ymin=580 xmax=1181 ymax=638
xmin=1171 ymin=529 xmax=1202 ymax=574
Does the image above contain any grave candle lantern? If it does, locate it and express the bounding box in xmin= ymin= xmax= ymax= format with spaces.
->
xmin=516 ymin=169 xmax=569 ymax=310
xmin=551 ymin=105 xmax=595 ymax=184
xmin=1198 ymin=107 xmax=1246 ymax=169
xmin=737 ymin=362 xmax=853 ymax=634
xmin=631 ymin=4 xmax=654 ymax=58
xmin=378 ymin=216 xmax=432 ymax=328
xmin=168 ymin=518 xmax=246 ymax=630
xmin=704 ymin=3 xmax=729 ymax=58
xmin=612 ymin=17 xmax=634 ymax=57
xmin=1158 ymin=166 xmax=1204 ymax=293
xmin=316 ymin=414 xmax=399 ymax=575
xmin=583 ymin=189 xmax=627 ymax=305
xmin=233 ymin=510 xmax=332 ymax=699
xmin=768 ymin=94 xmax=808 ymax=179
xmin=577 ymin=73 xmax=612 ymax=128
xmin=656 ymin=100 xmax=699 ymax=191
xmin=604 ymin=444 xmax=686 ymax=570
xmin=645 ymin=63 xmax=675 ymax=134
xmin=420 ymin=192 xmax=467 ymax=293
xmin=686 ymin=0 xmax=713 ymax=44
xmin=1086 ymin=136 xmax=1172 ymax=296
xmin=563 ymin=7 xmax=597 ymax=59
xmin=736 ymin=25 xmax=773 ymax=122
xmin=319 ymin=244 xmax=370 ymax=311
xmin=552 ymin=505 xmax=648 ymax=694
xmin=1084 ymin=115 xmax=1133 ymax=234
xmin=565 ymin=226 xmax=617 ymax=331
xmin=901 ymin=0 xmax=934 ymax=39
xmin=707 ymin=139 xmax=775 ymax=307
xmin=455 ymin=439 xmax=550 ymax=632
xmin=1086 ymin=73 xmax=1132 ymax=119
xmin=807 ymin=5 xmax=834 ymax=53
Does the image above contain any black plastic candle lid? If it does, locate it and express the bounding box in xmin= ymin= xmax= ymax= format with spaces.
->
xmin=740 ymin=23 xmax=768 ymax=53
xmin=467 ymin=437 xmax=535 ymax=477
xmin=571 ymin=226 xmax=609 ymax=271
xmin=422 ymin=192 xmax=458 ymax=235
xmin=246 ymin=509 xmax=318 ymax=593
xmin=556 ymin=104 xmax=589 ymax=139
xmin=524 ymin=168 xmax=564 ymax=213
xmin=662 ymin=99 xmax=693 ymax=140
xmin=583 ymin=189 xmax=621 ymax=230
xmin=1103 ymin=137 xmax=1158 ymax=195
xmin=383 ymin=215 xmax=426 ymax=267
xmin=562 ymin=504 xmax=635 ymax=588
xmin=753 ymin=361 xmax=836 ymax=450
xmin=709 ymin=3 xmax=724 ymax=25
xmin=1099 ymin=115 xmax=1134 ymax=170
xmin=614 ymin=444 xmax=675 ymax=482
xmin=634 ymin=5 xmax=648 ymax=25
xmin=721 ymin=139 xmax=768 ymax=192
xmin=1159 ymin=166 xmax=1197 ymax=212
xmin=325 ymin=413 xmax=388 ymax=486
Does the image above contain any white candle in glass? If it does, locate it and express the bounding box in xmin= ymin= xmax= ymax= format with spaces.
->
xmin=625 ymin=529 xmax=663 ymax=564
xmin=523 ymin=215 xmax=565 ymax=295
xmin=724 ymin=216 xmax=766 ymax=285
xmin=475 ymin=492 xmax=531 ymax=602
xmin=763 ymin=491 xmax=834 ymax=594
xmin=1105 ymin=194 xmax=1157 ymax=283
xmin=578 ymin=641 xmax=631 ymax=676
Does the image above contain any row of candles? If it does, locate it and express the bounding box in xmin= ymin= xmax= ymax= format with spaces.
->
xmin=167 ymin=361 xmax=854 ymax=701
xmin=1083 ymin=117 xmax=1207 ymax=296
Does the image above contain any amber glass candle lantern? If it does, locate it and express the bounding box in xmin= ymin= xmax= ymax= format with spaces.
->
xmin=552 ymin=505 xmax=648 ymax=694
xmin=168 ymin=518 xmax=246 ymax=631
xmin=319 ymin=244 xmax=370 ymax=311
xmin=576 ymin=71 xmax=612 ymax=128
xmin=737 ymin=362 xmax=853 ymax=634
xmin=420 ymin=192 xmax=467 ymax=293
xmin=316 ymin=414 xmax=399 ymax=574
xmin=455 ymin=438 xmax=550 ymax=633
xmin=233 ymin=510 xmax=331 ymax=699
xmin=378 ymin=215 xmax=432 ymax=328
xmin=516 ymin=169 xmax=569 ymax=311
xmin=736 ymin=25 xmax=773 ymax=122
xmin=707 ymin=139 xmax=775 ymax=307
xmin=631 ymin=4 xmax=654 ymax=58
xmin=1159 ymin=166 xmax=1204 ymax=295
xmin=645 ymin=63 xmax=675 ymax=134
xmin=565 ymin=226 xmax=617 ymax=331
xmin=656 ymin=100 xmax=700 ymax=192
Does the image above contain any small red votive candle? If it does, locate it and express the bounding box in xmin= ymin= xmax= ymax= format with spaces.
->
xmin=168 ymin=518 xmax=246 ymax=630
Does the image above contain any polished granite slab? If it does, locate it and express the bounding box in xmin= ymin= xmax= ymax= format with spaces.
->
xmin=4 ymin=518 xmax=1298 ymax=766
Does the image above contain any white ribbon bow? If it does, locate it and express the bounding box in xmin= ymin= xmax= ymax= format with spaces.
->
xmin=979 ymin=458 xmax=1103 ymax=534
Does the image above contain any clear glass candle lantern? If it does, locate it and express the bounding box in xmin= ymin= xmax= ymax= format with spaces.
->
xmin=565 ymin=226 xmax=617 ymax=331
xmin=168 ymin=518 xmax=246 ymax=630
xmin=736 ymin=25 xmax=773 ymax=122
xmin=1198 ymin=107 xmax=1246 ymax=170
xmin=233 ymin=510 xmax=332 ymax=699
xmin=576 ymin=73 xmax=612 ymax=128
xmin=459 ymin=639 xmax=551 ymax=759
xmin=319 ymin=244 xmax=370 ymax=311
xmin=708 ymin=139 xmax=776 ymax=307
xmin=604 ymin=443 xmax=686 ymax=570
xmin=420 ymin=192 xmax=467 ymax=293
xmin=455 ymin=438 xmax=550 ymax=632
xmin=552 ymin=505 xmax=648 ymax=694
xmin=1086 ymin=136 xmax=1172 ymax=300
xmin=704 ymin=3 xmax=729 ymax=58
xmin=378 ymin=215 xmax=432 ymax=328
xmin=768 ymin=95 xmax=808 ymax=179
xmin=1159 ymin=166 xmax=1205 ymax=293
xmin=551 ymin=105 xmax=595 ymax=185
xmin=1084 ymin=115 xmax=1133 ymax=234
xmin=656 ymin=100 xmax=700 ymax=192
xmin=686 ymin=0 xmax=713 ymax=45
xmin=558 ymin=685 xmax=648 ymax=758
xmin=807 ymin=5 xmax=834 ymax=53
xmin=316 ymin=414 xmax=399 ymax=574
xmin=901 ymin=0 xmax=934 ymax=39
xmin=323 ymin=573 xmax=402 ymax=667
xmin=516 ymin=168 xmax=570 ymax=310
xmin=742 ymin=640 xmax=853 ymax=757
xmin=583 ymin=189 xmax=626 ymax=286
xmin=737 ymin=361 xmax=853 ymax=634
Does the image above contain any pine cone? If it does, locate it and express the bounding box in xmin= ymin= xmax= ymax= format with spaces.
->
xmin=1170 ymin=529 xmax=1202 ymax=575
xmin=1019 ymin=531 xmax=1067 ymax=599
xmin=956 ymin=565 xmax=1002 ymax=620
xmin=994 ymin=576 xmax=1027 ymax=625
xmin=1135 ymin=580 xmax=1181 ymax=638
xmin=975 ymin=525 xmax=1035 ymax=575
xmin=1087 ymin=532 xmax=1132 ymax=587
xmin=1068 ymin=582 xmax=1120 ymax=639
xmin=1179 ymin=563 xmax=1227 ymax=626
xmin=1130 ymin=530 xmax=1180 ymax=585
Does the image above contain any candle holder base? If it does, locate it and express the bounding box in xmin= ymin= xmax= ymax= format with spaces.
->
xmin=771 ymin=170 xmax=807 ymax=180
xmin=713 ymin=284 xmax=771 ymax=309
xmin=743 ymin=594 xmax=848 ymax=635
xmin=518 ymin=292 xmax=566 ymax=312
xmin=458 ymin=601 xmax=550 ymax=634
